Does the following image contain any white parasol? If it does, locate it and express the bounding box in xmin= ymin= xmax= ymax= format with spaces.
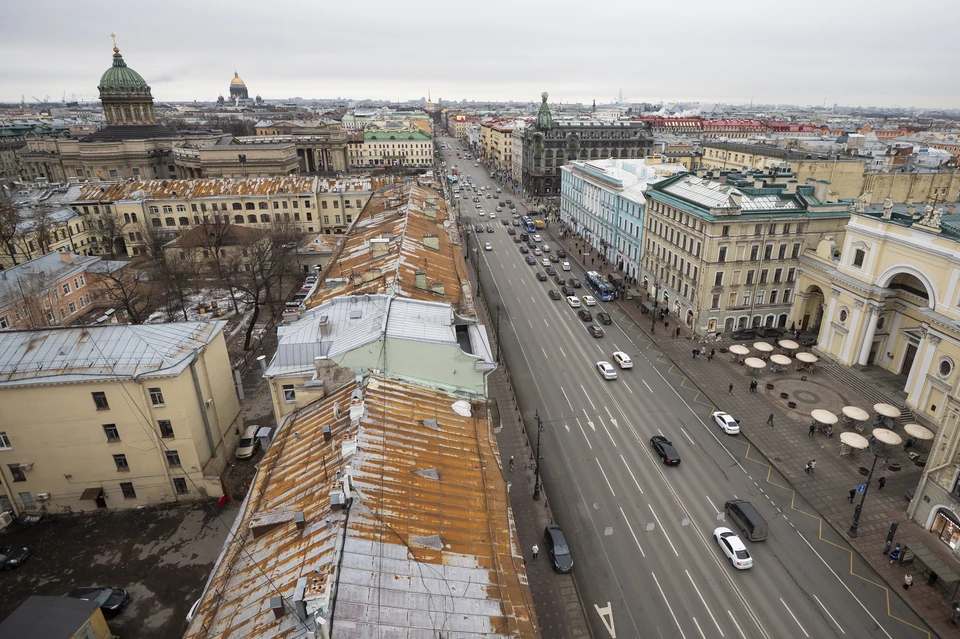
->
xmin=904 ymin=423 xmax=935 ymax=441
xmin=744 ymin=357 xmax=767 ymax=369
xmin=874 ymin=403 xmax=900 ymax=418
xmin=796 ymin=352 xmax=819 ymax=363
xmin=842 ymin=406 xmax=870 ymax=422
xmin=770 ymin=354 xmax=792 ymax=365
xmin=872 ymin=428 xmax=902 ymax=446
xmin=840 ymin=431 xmax=870 ymax=449
xmin=753 ymin=342 xmax=774 ymax=353
xmin=811 ymin=409 xmax=839 ymax=425
xmin=778 ymin=339 xmax=800 ymax=350
xmin=729 ymin=345 xmax=750 ymax=355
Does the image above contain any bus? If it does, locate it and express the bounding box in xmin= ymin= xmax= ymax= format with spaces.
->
xmin=521 ymin=216 xmax=537 ymax=232
xmin=584 ymin=270 xmax=615 ymax=302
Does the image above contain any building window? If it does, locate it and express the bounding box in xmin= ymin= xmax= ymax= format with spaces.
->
xmin=782 ymin=289 xmax=791 ymax=304
xmin=113 ymin=454 xmax=129 ymax=472
xmin=62 ymin=282 xmax=71 ymax=295
xmin=745 ymin=270 xmax=754 ymax=285
xmin=853 ymin=249 xmax=865 ymax=268
xmin=718 ymin=246 xmax=727 ymax=263
xmin=103 ymin=424 xmax=120 ymax=442
xmin=158 ymin=420 xmax=175 ymax=438
xmin=92 ymin=392 xmax=109 ymax=410
xmin=769 ymin=290 xmax=778 ymax=305
xmin=764 ymin=245 xmax=773 ymax=260
xmin=711 ymin=294 xmax=721 ymax=309
xmin=165 ymin=450 xmax=181 ymax=467
xmin=173 ymin=478 xmax=188 ymax=494
xmin=938 ymin=358 xmax=953 ymax=378
xmin=743 ymin=291 xmax=751 ymax=306
xmin=721 ymin=225 xmax=730 ymax=237
xmin=778 ymin=244 xmax=787 ymax=260
xmin=750 ymin=246 xmax=759 ymax=261
xmin=756 ymin=290 xmax=765 ymax=305
xmin=19 ymin=492 xmax=35 ymax=510
xmin=792 ymin=243 xmax=801 ymax=258
xmin=714 ymin=272 xmax=724 ymax=286
xmin=8 ymin=464 xmax=25 ymax=482
xmin=149 ymin=388 xmax=165 ymax=406
xmin=282 ymin=384 xmax=296 ymax=403
xmin=760 ymin=269 xmax=768 ymax=284
xmin=120 ymin=482 xmax=137 ymax=499
xmin=0 ymin=432 xmax=10 ymax=450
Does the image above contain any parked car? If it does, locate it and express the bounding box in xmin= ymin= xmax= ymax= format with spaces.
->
xmin=756 ymin=326 xmax=784 ymax=338
xmin=588 ymin=324 xmax=605 ymax=338
xmin=731 ymin=328 xmax=757 ymax=341
xmin=650 ymin=435 xmax=681 ymax=465
xmin=801 ymin=336 xmax=819 ymax=347
xmin=596 ymin=361 xmax=617 ymax=380
xmin=0 ymin=546 xmax=30 ymax=570
xmin=597 ymin=312 xmax=612 ymax=325
xmin=67 ymin=587 xmax=132 ymax=615
xmin=712 ymin=411 xmax=741 ymax=435
xmin=235 ymin=425 xmax=260 ymax=460
xmin=544 ymin=524 xmax=574 ymax=573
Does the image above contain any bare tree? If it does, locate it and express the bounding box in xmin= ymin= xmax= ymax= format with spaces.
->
xmin=88 ymin=262 xmax=156 ymax=325
xmin=0 ymin=200 xmax=22 ymax=267
xmin=137 ymin=221 xmax=201 ymax=322
xmin=16 ymin=204 xmax=57 ymax=259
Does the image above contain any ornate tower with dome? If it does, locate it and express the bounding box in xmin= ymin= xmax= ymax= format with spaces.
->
xmin=98 ymin=35 xmax=157 ymax=126
xmin=229 ymin=72 xmax=250 ymax=105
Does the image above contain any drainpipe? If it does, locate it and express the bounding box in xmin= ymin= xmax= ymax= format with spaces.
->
xmin=189 ymin=349 xmax=218 ymax=460
xmin=136 ymin=379 xmax=175 ymax=498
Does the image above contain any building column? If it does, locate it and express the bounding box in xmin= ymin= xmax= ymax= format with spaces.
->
xmin=907 ymin=329 xmax=940 ymax=407
xmin=884 ymin=302 xmax=906 ymax=367
xmin=857 ymin=303 xmax=881 ymax=366
xmin=821 ymin=289 xmax=841 ymax=350
xmin=840 ymin=300 xmax=866 ymax=364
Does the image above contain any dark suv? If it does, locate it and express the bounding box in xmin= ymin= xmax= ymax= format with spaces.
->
xmin=731 ymin=328 xmax=757 ymax=341
xmin=544 ymin=524 xmax=573 ymax=573
xmin=756 ymin=326 xmax=784 ymax=338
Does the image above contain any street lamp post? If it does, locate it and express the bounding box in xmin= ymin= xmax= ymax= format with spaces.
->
xmin=848 ymin=449 xmax=879 ymax=538
xmin=532 ymin=410 xmax=544 ymax=500
xmin=495 ymin=303 xmax=501 ymax=363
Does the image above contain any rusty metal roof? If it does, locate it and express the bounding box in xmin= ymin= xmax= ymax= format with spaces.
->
xmin=306 ymin=183 xmax=475 ymax=318
xmin=185 ymin=375 xmax=538 ymax=639
xmin=73 ymin=177 xmax=319 ymax=202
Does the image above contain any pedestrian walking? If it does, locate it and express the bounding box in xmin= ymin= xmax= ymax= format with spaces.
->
xmin=767 ymin=413 xmax=775 ymax=426
xmin=728 ymin=383 xmax=734 ymax=394
xmin=675 ymin=326 xmax=680 ymax=339
xmin=805 ymin=461 xmax=812 ymax=474
xmin=809 ymin=459 xmax=816 ymax=473
xmin=700 ymin=346 xmax=707 ymax=358
xmin=809 ymin=423 xmax=816 ymax=436
xmin=710 ymin=348 xmax=715 ymax=359
xmin=903 ymin=573 xmax=913 ymax=590
xmin=849 ymin=488 xmax=856 ymax=503
xmin=889 ymin=543 xmax=901 ymax=564
xmin=532 ymin=544 xmax=539 ymax=560
xmin=692 ymin=348 xmax=698 ymax=359
xmin=664 ymin=320 xmax=669 ymax=330
xmin=509 ymin=455 xmax=514 ymax=472
xmin=707 ymin=351 xmax=714 ymax=362
xmin=879 ymin=476 xmax=886 ymax=490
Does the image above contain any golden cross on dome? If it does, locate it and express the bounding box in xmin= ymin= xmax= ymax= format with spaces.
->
xmin=111 ymin=33 xmax=119 ymax=53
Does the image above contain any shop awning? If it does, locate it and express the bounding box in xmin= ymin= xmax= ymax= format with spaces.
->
xmin=79 ymin=488 xmax=104 ymax=501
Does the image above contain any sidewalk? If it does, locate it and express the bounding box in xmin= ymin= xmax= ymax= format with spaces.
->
xmin=547 ymin=226 xmax=959 ymax=638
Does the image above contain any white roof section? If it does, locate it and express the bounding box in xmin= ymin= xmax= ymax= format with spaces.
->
xmin=0 ymin=321 xmax=226 ymax=387
xmin=661 ymin=175 xmax=801 ymax=211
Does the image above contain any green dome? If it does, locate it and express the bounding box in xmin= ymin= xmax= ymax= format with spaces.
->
xmin=99 ymin=49 xmax=150 ymax=93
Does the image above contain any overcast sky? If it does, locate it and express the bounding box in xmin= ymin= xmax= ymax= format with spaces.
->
xmin=2 ymin=0 xmax=957 ymax=109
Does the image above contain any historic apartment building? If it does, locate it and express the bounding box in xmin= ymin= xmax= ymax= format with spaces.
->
xmin=0 ymin=321 xmax=242 ymax=516
xmin=480 ymin=120 xmax=515 ymax=172
xmin=520 ymin=92 xmax=653 ymax=196
xmin=641 ymin=170 xmax=851 ymax=335
xmin=347 ymin=130 xmax=434 ymax=169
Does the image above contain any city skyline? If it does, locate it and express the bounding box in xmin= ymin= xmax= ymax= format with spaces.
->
xmin=2 ymin=0 xmax=959 ymax=109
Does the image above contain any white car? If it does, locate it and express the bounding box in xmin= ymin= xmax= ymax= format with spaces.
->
xmin=542 ymin=244 xmax=551 ymax=253
xmin=596 ymin=361 xmax=617 ymax=380
xmin=561 ymin=261 xmax=571 ymax=271
xmin=566 ymin=296 xmax=581 ymax=308
xmin=714 ymin=527 xmax=753 ymax=570
xmin=612 ymin=351 xmax=633 ymax=369
xmin=712 ymin=411 xmax=741 ymax=435
xmin=582 ymin=295 xmax=596 ymax=307
xmin=484 ymin=242 xmax=492 ymax=251
xmin=478 ymin=211 xmax=485 ymax=217
xmin=541 ymin=258 xmax=550 ymax=267
xmin=533 ymin=234 xmax=542 ymax=242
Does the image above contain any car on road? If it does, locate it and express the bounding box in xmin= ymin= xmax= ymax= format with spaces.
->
xmin=519 ymin=245 xmax=529 ymax=253
xmin=713 ymin=528 xmax=753 ymax=569
xmin=561 ymin=285 xmax=575 ymax=297
xmin=612 ymin=351 xmax=633 ymax=368
xmin=597 ymin=361 xmax=617 ymax=380
xmin=536 ymin=272 xmax=548 ymax=281
xmin=512 ymin=220 xmax=520 ymax=226
xmin=486 ymin=226 xmax=494 ymax=233
xmin=484 ymin=242 xmax=492 ymax=251
xmin=541 ymin=258 xmax=550 ymax=267
xmin=474 ymin=224 xmax=483 ymax=232
xmin=533 ymin=234 xmax=542 ymax=242
xmin=545 ymin=266 xmax=557 ymax=276
xmin=650 ymin=435 xmax=681 ymax=465
xmin=562 ymin=261 xmax=571 ymax=271
xmin=475 ymin=203 xmax=482 ymax=209
xmin=511 ymin=232 xmax=519 ymax=240
xmin=0 ymin=545 xmax=30 ymax=570
xmin=485 ymin=194 xmax=492 ymax=199
xmin=756 ymin=326 xmax=784 ymax=338
xmin=556 ymin=249 xmax=567 ymax=258
xmin=496 ymin=206 xmax=503 ymax=212
xmin=588 ymin=324 xmax=605 ymax=338
xmin=527 ymin=240 xmax=537 ymax=248
xmin=474 ymin=163 xmax=479 ymax=167
xmin=549 ymin=254 xmax=559 ymax=263
xmin=597 ymin=311 xmax=612 ymax=325
xmin=67 ymin=587 xmax=132 ymax=615
xmin=501 ymin=219 xmax=509 ymax=226
xmin=507 ymin=227 xmax=516 ymax=235
xmin=511 ymin=208 xmax=518 ymax=213
xmin=712 ymin=411 xmax=741 ymax=435
xmin=582 ymin=295 xmax=596 ymax=306
xmin=544 ymin=524 xmax=574 ymax=573
xmin=553 ymin=275 xmax=566 ymax=286
xmin=542 ymin=244 xmax=551 ymax=253
xmin=548 ymin=289 xmax=561 ymax=300
xmin=568 ymin=278 xmax=581 ymax=288
xmin=566 ymin=296 xmax=581 ymax=308
xmin=731 ymin=328 xmax=756 ymax=341
xmin=577 ymin=309 xmax=592 ymax=322
xmin=533 ymin=248 xmax=542 ymax=256
xmin=525 ymin=256 xmax=536 ymax=265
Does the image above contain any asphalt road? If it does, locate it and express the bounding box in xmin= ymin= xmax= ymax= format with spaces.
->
xmin=436 ymin=138 xmax=935 ymax=639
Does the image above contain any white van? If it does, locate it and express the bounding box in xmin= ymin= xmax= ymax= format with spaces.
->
xmin=235 ymin=425 xmax=260 ymax=459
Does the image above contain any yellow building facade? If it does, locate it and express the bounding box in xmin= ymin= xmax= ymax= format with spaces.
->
xmin=480 ymin=122 xmax=514 ymax=172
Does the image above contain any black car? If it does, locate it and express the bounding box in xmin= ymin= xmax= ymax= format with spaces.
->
xmin=536 ymin=272 xmax=548 ymax=281
xmin=0 ymin=546 xmax=30 ymax=570
xmin=545 ymin=266 xmax=557 ymax=276
xmin=597 ymin=311 xmax=612 ymax=325
xmin=67 ymin=587 xmax=131 ymax=615
xmin=527 ymin=240 xmax=537 ymax=248
xmin=548 ymin=289 xmax=561 ymax=300
xmin=756 ymin=326 xmax=784 ymax=338
xmin=486 ymin=226 xmax=494 ymax=233
xmin=556 ymin=249 xmax=567 ymax=258
xmin=501 ymin=219 xmax=510 ymax=226
xmin=553 ymin=275 xmax=566 ymax=286
xmin=731 ymin=328 xmax=757 ymax=340
xmin=577 ymin=309 xmax=592 ymax=322
xmin=525 ymin=256 xmax=537 ymax=265
xmin=568 ymin=278 xmax=581 ymax=288
xmin=549 ymin=254 xmax=559 ymax=263
xmin=544 ymin=524 xmax=574 ymax=573
xmin=588 ymin=324 xmax=605 ymax=338
xmin=801 ymin=336 xmax=818 ymax=347
xmin=507 ymin=227 xmax=516 ymax=235
xmin=519 ymin=245 xmax=529 ymax=253
xmin=561 ymin=285 xmax=575 ymax=297
xmin=474 ymin=224 xmax=483 ymax=232
xmin=650 ymin=435 xmax=681 ymax=465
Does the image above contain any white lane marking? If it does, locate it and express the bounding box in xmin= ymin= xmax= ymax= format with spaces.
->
xmin=619 ymin=455 xmax=644 ymax=495
xmin=614 ymin=343 xmax=621 ymax=352
xmin=685 ymin=570 xmax=724 ymax=636
xmin=680 ymin=427 xmax=696 ymax=446
xmin=542 ymin=347 xmax=548 ymax=359
xmin=596 ymin=458 xmax=616 ymax=497
xmin=559 ymin=346 xmax=567 ymax=358
xmin=594 ymin=602 xmax=617 ymax=638
xmin=691 ymin=617 xmax=707 ymax=639
xmin=779 ymin=598 xmax=809 ymax=638
xmin=647 ymin=504 xmax=679 ymax=557
xmin=575 ymin=417 xmax=593 ymax=450
xmin=605 ymin=406 xmax=615 ymax=421
xmin=704 ymin=495 xmax=720 ymax=515
xmin=597 ymin=415 xmax=617 ymax=447
xmin=642 ymin=380 xmax=653 ymax=392
xmin=623 ymin=381 xmax=634 ymax=394
xmin=726 ymin=610 xmax=747 ymax=639
xmin=544 ymin=318 xmax=549 ymax=327
xmin=812 ymin=595 xmax=844 ymax=634
xmin=618 ymin=506 xmax=645 ymax=557
xmin=581 ymin=385 xmax=596 ymax=410
xmin=560 ymin=386 xmax=574 ymax=412
xmin=651 ymin=572 xmax=686 ymax=639
xmin=528 ymin=320 xmax=532 ymax=328
xmin=795 ymin=530 xmax=893 ymax=639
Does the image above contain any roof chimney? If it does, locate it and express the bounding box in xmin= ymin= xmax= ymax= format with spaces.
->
xmin=422 ymin=234 xmax=440 ymax=251
xmin=753 ymin=178 xmax=764 ymax=188
xmin=784 ymin=180 xmax=798 ymax=194
xmin=729 ymin=192 xmax=743 ymax=208
xmin=270 ymin=596 xmax=285 ymax=620
xmin=60 ymin=253 xmax=74 ymax=264
xmin=415 ymin=269 xmax=427 ymax=290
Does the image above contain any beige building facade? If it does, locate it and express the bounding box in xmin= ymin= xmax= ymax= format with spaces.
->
xmin=480 ymin=121 xmax=514 ymax=171
xmin=0 ymin=321 xmax=242 ymax=516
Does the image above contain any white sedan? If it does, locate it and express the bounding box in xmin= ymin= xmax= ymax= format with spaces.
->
xmin=596 ymin=361 xmax=617 ymax=380
xmin=714 ymin=527 xmax=753 ymax=569
xmin=561 ymin=261 xmax=571 ymax=271
xmin=484 ymin=242 xmax=492 ymax=251
xmin=612 ymin=351 xmax=633 ymax=369
xmin=533 ymin=234 xmax=542 ymax=242
xmin=566 ymin=296 xmax=581 ymax=308
xmin=582 ymin=295 xmax=596 ymax=307
xmin=712 ymin=411 xmax=741 ymax=435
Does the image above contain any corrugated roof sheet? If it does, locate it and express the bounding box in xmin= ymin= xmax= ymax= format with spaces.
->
xmin=185 ymin=375 xmax=537 ymax=639
xmin=73 ymin=177 xmax=318 ymax=202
